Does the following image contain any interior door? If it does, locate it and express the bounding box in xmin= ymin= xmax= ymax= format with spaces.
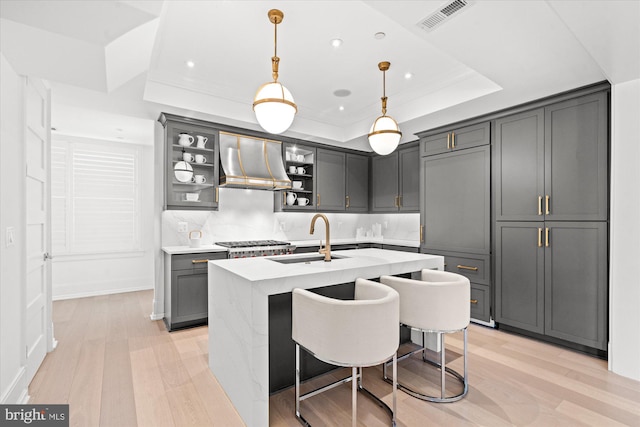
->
xmin=24 ymin=77 xmax=52 ymax=384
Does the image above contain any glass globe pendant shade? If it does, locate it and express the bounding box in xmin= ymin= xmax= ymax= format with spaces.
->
xmin=368 ymin=115 xmax=401 ymax=155
xmin=253 ymin=81 xmax=297 ymax=134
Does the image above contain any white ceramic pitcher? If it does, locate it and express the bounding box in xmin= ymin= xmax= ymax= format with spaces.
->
xmin=286 ymin=192 xmax=297 ymax=206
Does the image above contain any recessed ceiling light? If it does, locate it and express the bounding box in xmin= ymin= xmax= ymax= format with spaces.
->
xmin=186 ymin=60 xmax=195 ymax=68
xmin=404 ymin=72 xmax=413 ymax=79
xmin=339 ymin=106 xmax=345 ymax=111
xmin=374 ymin=32 xmax=386 ymax=40
xmin=333 ymin=89 xmax=351 ymax=97
xmin=331 ymin=38 xmax=342 ymax=48
xmin=116 ymin=128 xmax=123 ymax=132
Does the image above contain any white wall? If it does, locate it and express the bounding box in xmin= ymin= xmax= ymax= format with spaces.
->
xmin=51 ymin=140 xmax=155 ymax=300
xmin=609 ymin=79 xmax=640 ymax=381
xmin=0 ymin=52 xmax=28 ymax=403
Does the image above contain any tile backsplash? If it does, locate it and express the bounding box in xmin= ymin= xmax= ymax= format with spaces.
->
xmin=162 ymin=188 xmax=419 ymax=246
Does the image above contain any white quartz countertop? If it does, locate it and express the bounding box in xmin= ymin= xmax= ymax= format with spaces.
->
xmin=161 ymin=244 xmax=228 ymax=254
xmin=162 ymin=237 xmax=419 ymax=254
xmin=209 ymin=248 xmax=441 ymax=288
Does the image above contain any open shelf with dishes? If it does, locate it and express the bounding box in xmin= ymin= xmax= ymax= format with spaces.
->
xmin=160 ymin=113 xmax=220 ymax=210
xmin=277 ymin=142 xmax=316 ymax=211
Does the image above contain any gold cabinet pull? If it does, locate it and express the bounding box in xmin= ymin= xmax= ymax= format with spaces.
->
xmin=420 ymin=225 xmax=424 ymax=242
xmin=398 ymin=195 xmax=402 ymax=207
xmin=394 ymin=196 xmax=399 ymax=207
xmin=538 ymin=228 xmax=543 ymax=247
xmin=470 ymin=299 xmax=478 ymax=305
xmin=538 ymin=196 xmax=543 ymax=215
xmin=282 ymin=191 xmax=286 ymax=206
xmin=545 ymin=195 xmax=550 ymax=215
xmin=545 ymin=227 xmax=550 ymax=247
xmin=317 ymin=194 xmax=320 ymax=206
xmin=215 ymin=187 xmax=219 ymax=203
xmin=452 ymin=131 xmax=456 ymax=148
xmin=447 ymin=133 xmax=450 ymax=149
xmin=457 ymin=265 xmax=478 ymax=271
xmin=346 ymin=195 xmax=350 ymax=208
xmin=192 ymin=259 xmax=209 ymax=264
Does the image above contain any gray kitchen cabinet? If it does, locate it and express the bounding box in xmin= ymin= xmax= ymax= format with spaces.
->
xmin=494 ymin=223 xmax=545 ymax=333
xmin=543 ymin=222 xmax=607 ymax=349
xmin=544 ymin=93 xmax=608 ymax=221
xmin=159 ymin=113 xmax=220 ymax=210
xmin=420 ymin=145 xmax=491 ymax=254
xmin=495 ymin=92 xmax=608 ymax=221
xmin=419 ymin=123 xmax=491 ymax=323
xmin=345 ymin=153 xmax=369 ymax=212
xmin=494 ymin=108 xmax=545 ymax=221
xmin=398 ymin=145 xmax=420 ymax=212
xmin=371 ymin=144 xmax=419 ymax=213
xmin=371 ymin=153 xmax=398 ymax=211
xmin=164 ymin=251 xmax=227 ymax=331
xmin=495 ymin=222 xmax=607 ymax=350
xmin=316 ymin=148 xmax=346 ymax=211
xmin=421 ymin=121 xmax=490 ymax=157
xmin=278 ymin=145 xmax=368 ymax=213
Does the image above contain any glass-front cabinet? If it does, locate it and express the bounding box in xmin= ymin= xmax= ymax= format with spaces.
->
xmin=276 ymin=142 xmax=315 ymax=210
xmin=160 ymin=113 xmax=219 ymax=210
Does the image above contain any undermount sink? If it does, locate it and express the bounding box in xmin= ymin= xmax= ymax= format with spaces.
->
xmin=268 ymin=254 xmax=348 ymax=264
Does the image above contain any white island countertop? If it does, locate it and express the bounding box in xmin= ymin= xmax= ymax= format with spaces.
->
xmin=208 ymin=248 xmax=443 ymax=427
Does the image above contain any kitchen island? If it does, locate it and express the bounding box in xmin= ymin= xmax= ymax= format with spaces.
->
xmin=208 ymin=248 xmax=444 ymax=427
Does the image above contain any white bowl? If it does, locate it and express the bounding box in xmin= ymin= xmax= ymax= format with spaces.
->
xmin=185 ymin=193 xmax=199 ymax=201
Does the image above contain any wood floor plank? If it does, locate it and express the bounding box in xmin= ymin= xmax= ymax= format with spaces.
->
xmin=68 ymin=338 xmax=106 ymax=427
xmin=99 ymin=339 xmax=137 ymax=427
xmin=130 ymin=346 xmax=176 ymax=427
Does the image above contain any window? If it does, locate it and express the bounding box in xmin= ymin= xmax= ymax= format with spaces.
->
xmin=51 ymin=137 xmax=141 ymax=255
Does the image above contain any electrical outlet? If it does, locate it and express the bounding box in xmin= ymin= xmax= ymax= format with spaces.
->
xmin=178 ymin=222 xmax=188 ymax=233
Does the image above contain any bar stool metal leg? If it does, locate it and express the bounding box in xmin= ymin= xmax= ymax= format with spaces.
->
xmin=382 ymin=328 xmax=468 ymax=403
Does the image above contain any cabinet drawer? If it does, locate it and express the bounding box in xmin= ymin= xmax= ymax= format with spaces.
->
xmin=470 ymin=284 xmax=490 ymax=322
xmin=172 ymin=252 xmax=227 ymax=271
xmin=444 ymin=254 xmax=490 ymax=285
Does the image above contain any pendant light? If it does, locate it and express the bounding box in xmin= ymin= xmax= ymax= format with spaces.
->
xmin=253 ymin=9 xmax=297 ymax=134
xmin=368 ymin=61 xmax=402 ymax=155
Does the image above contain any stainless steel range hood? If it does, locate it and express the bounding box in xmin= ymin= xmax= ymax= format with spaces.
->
xmin=218 ymin=131 xmax=291 ymax=190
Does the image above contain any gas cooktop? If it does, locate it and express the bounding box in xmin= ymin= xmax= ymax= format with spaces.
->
xmin=215 ymin=240 xmax=291 ymax=248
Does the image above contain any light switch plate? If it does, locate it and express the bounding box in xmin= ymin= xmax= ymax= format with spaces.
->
xmin=6 ymin=227 xmax=15 ymax=247
xmin=178 ymin=222 xmax=188 ymax=233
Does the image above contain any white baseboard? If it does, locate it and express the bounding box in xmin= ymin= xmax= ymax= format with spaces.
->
xmin=150 ymin=312 xmax=164 ymax=320
xmin=0 ymin=366 xmax=27 ymax=404
xmin=53 ymin=283 xmax=153 ymax=301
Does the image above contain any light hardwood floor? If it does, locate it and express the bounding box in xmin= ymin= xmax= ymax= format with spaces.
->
xmin=29 ymin=290 xmax=639 ymax=426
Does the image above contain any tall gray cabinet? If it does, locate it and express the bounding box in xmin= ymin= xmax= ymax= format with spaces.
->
xmin=418 ymin=122 xmax=492 ymax=322
xmin=494 ymin=91 xmax=609 ymax=352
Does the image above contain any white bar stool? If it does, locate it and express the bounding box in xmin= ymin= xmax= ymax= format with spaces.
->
xmin=380 ymin=269 xmax=470 ymax=403
xmin=292 ymin=278 xmax=399 ymax=426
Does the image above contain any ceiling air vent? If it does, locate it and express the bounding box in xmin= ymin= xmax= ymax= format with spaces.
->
xmin=417 ymin=0 xmax=474 ymax=32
